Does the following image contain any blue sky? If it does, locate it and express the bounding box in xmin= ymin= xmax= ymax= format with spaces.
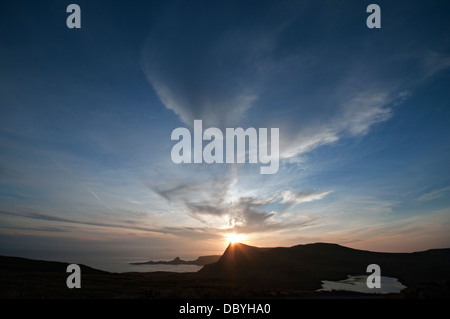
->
xmin=1 ymin=0 xmax=450 ymax=264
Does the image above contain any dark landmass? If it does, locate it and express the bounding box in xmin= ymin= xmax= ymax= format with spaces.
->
xmin=130 ymin=255 xmax=220 ymax=266
xmin=199 ymin=243 xmax=450 ymax=291
xmin=1 ymin=242 xmax=450 ymax=299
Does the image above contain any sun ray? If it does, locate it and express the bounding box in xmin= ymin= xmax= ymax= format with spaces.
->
xmin=225 ymin=233 xmax=244 ymax=244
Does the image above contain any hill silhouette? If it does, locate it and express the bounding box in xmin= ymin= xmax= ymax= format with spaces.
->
xmin=199 ymin=242 xmax=450 ymax=290
xmin=1 ymin=242 xmax=450 ymax=298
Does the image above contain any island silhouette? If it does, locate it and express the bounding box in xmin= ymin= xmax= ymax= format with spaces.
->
xmin=130 ymin=255 xmax=220 ymax=266
xmin=1 ymin=242 xmax=449 ymax=298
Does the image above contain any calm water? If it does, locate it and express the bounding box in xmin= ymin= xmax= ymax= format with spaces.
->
xmin=84 ymin=257 xmax=203 ymax=273
xmin=318 ymin=275 xmax=407 ymax=294
xmin=0 ymin=252 xmax=204 ymax=273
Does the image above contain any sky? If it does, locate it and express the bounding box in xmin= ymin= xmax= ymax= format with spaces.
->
xmin=1 ymin=0 xmax=450 ymax=267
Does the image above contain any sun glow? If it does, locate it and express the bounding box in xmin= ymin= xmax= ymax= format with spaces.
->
xmin=225 ymin=233 xmax=244 ymax=244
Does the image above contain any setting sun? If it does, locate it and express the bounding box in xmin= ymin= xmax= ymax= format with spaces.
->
xmin=225 ymin=233 xmax=244 ymax=244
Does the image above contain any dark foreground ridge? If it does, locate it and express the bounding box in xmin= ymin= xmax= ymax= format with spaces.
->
xmin=199 ymin=243 xmax=450 ymax=290
xmin=1 ymin=242 xmax=450 ymax=298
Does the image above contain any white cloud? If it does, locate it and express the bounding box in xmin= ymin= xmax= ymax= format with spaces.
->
xmin=338 ymin=90 xmax=393 ymax=136
xmin=281 ymin=189 xmax=333 ymax=205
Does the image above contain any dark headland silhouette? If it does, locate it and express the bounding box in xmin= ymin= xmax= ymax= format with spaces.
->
xmin=130 ymin=255 xmax=220 ymax=266
xmin=1 ymin=242 xmax=450 ymax=298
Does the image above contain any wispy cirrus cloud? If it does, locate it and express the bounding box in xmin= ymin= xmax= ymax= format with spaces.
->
xmin=142 ymin=14 xmax=450 ymax=234
xmin=142 ymin=1 xmax=450 ymax=167
xmin=0 ymin=208 xmax=221 ymax=240
xmin=141 ymin=16 xmax=268 ymax=128
xmin=417 ymin=186 xmax=450 ymax=202
xmin=280 ymin=190 xmax=333 ymax=205
xmin=2 ymin=0 xmax=450 ymax=260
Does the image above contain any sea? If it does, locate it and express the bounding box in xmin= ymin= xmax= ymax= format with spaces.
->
xmin=1 ymin=252 xmax=204 ymax=273
xmin=80 ymin=256 xmax=204 ymax=273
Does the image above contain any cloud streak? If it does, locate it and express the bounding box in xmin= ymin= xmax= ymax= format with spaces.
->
xmin=150 ymin=176 xmax=331 ymax=235
xmin=0 ymin=208 xmax=225 ymax=240
xmin=417 ymin=186 xmax=450 ymax=202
